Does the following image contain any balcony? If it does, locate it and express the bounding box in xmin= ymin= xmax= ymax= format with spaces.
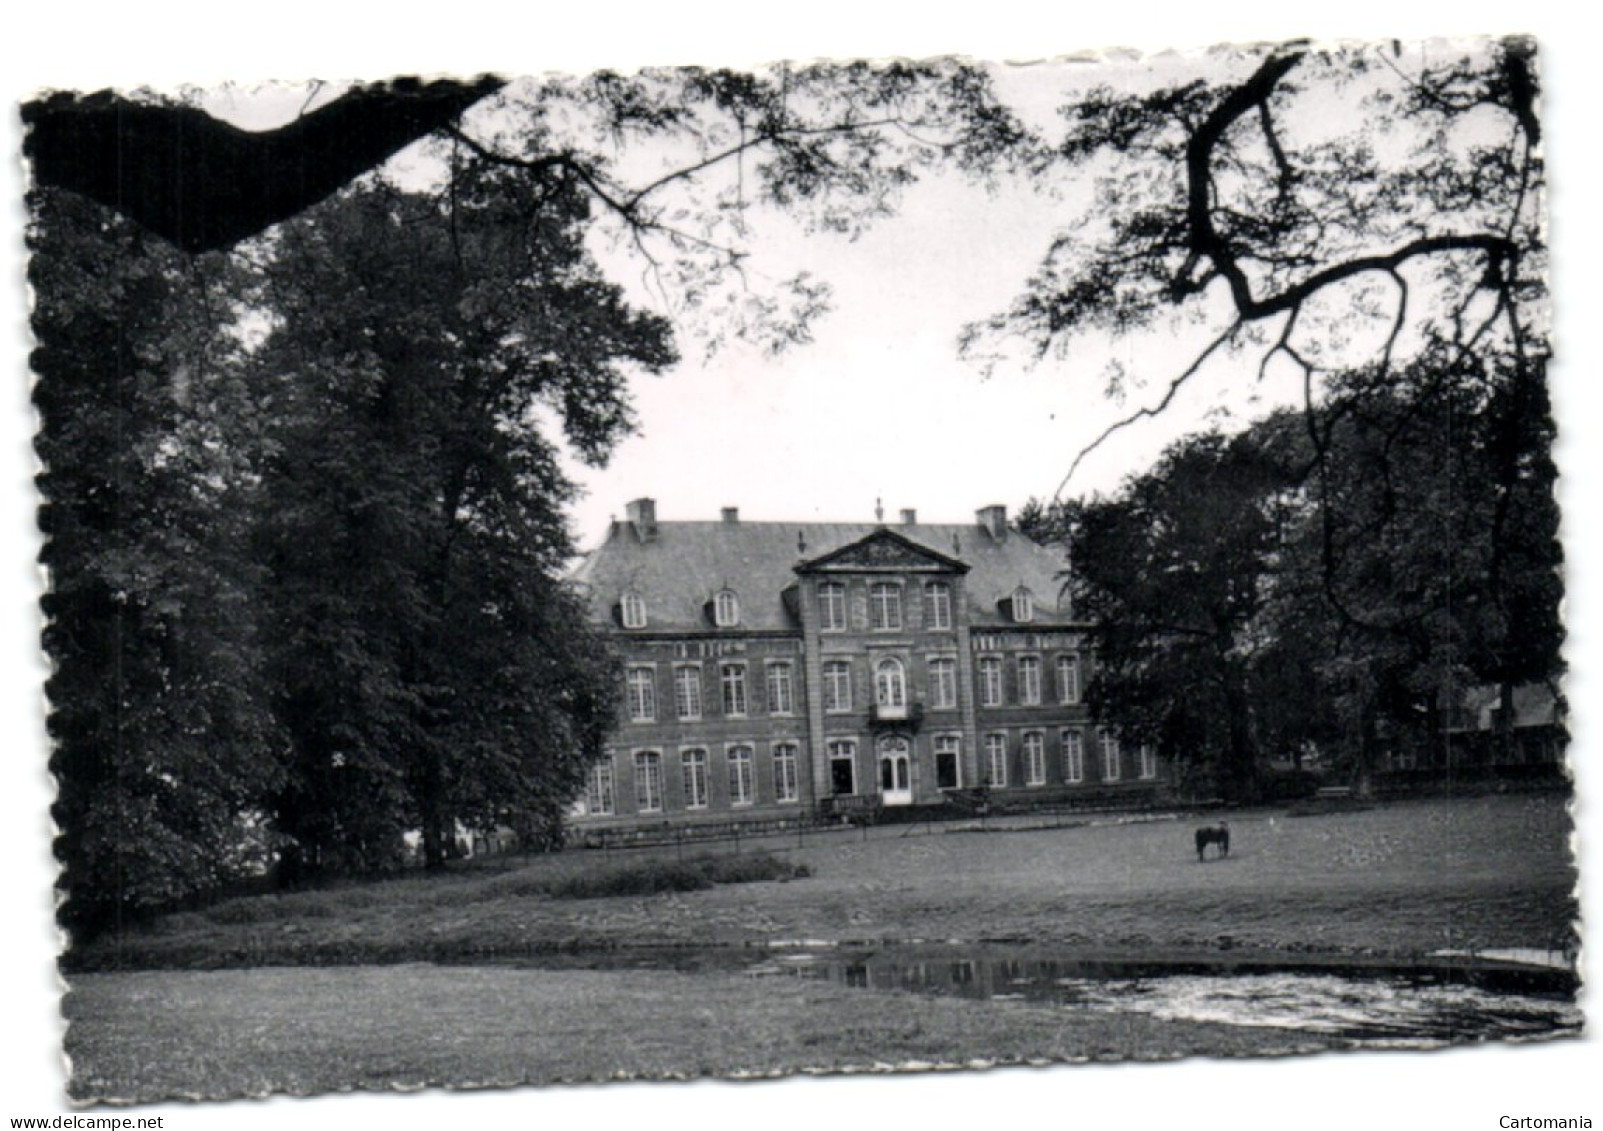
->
xmin=869 ymin=700 xmax=924 ymax=731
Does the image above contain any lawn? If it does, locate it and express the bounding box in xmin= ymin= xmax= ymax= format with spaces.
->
xmin=64 ymin=964 xmax=1339 ymax=1101
xmin=73 ymin=792 xmax=1578 ymax=970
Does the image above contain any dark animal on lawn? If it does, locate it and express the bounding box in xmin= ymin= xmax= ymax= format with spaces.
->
xmin=1195 ymin=823 xmax=1230 ymax=861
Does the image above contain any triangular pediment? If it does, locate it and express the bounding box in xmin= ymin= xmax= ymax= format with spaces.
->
xmin=796 ymin=528 xmax=968 ymax=575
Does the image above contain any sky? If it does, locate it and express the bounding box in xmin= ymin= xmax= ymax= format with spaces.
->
xmin=3 ymin=4 xmax=1600 ymax=1129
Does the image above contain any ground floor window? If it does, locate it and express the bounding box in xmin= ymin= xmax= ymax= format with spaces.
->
xmin=681 ymin=748 xmax=708 ymax=809
xmin=1062 ymin=729 xmax=1084 ymax=784
xmin=587 ymin=759 xmax=615 ymax=815
xmin=1140 ymin=744 xmax=1158 ymax=780
xmin=634 ymin=751 xmax=663 ymax=812
xmin=985 ymin=733 xmax=1008 ymax=787
xmin=728 ymin=745 xmax=755 ymax=805
xmin=934 ymin=735 xmax=961 ymax=789
xmin=1099 ymin=730 xmax=1121 ymax=782
xmin=774 ymin=743 xmax=800 ymax=802
xmin=829 ymin=739 xmax=857 ymax=795
xmin=1023 ymin=732 xmax=1046 ymax=786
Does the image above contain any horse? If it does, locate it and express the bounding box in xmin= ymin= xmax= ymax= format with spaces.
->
xmin=1195 ymin=822 xmax=1230 ymax=861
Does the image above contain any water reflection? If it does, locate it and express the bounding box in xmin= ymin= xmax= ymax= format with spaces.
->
xmin=744 ymin=945 xmax=1581 ymax=1047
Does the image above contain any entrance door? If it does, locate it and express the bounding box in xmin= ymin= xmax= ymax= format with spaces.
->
xmin=878 ymin=736 xmax=913 ymax=806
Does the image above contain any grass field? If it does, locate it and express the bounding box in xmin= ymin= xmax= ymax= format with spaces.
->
xmin=74 ymin=792 xmax=1578 ymax=970
xmin=63 ymin=793 xmax=1580 ymax=1100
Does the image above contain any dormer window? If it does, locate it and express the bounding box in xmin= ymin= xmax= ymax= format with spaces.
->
xmin=620 ymin=592 xmax=648 ymax=629
xmin=714 ymin=589 xmax=740 ymax=627
xmin=1013 ymin=586 xmax=1034 ymax=623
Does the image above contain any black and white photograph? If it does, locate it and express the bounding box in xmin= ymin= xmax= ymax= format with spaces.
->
xmin=4 ymin=5 xmax=1597 ymax=1128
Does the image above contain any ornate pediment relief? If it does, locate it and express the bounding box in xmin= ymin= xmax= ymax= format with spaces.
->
xmin=798 ymin=529 xmax=968 ymax=575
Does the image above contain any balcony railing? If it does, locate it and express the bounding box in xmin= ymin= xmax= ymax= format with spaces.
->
xmin=869 ymin=700 xmax=924 ymax=730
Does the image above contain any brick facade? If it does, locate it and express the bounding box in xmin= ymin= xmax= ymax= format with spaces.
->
xmin=571 ymin=502 xmax=1164 ymax=827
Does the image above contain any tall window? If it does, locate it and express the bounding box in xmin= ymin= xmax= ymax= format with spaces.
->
xmin=1062 ymin=729 xmax=1085 ymax=784
xmin=728 ymin=745 xmax=755 ymax=806
xmin=829 ymin=739 xmax=857 ymax=795
xmin=875 ymin=657 xmax=907 ymax=713
xmin=985 ymin=733 xmax=1008 ymax=787
xmin=714 ymin=589 xmax=740 ymax=627
xmin=870 ymin=582 xmax=902 ymax=630
xmin=928 ymin=657 xmax=957 ymax=709
xmin=1013 ymin=587 xmax=1034 ymax=623
xmin=720 ymin=663 xmax=747 ymax=716
xmin=924 ymin=582 xmax=953 ymax=630
xmin=819 ymin=582 xmax=846 ymax=631
xmin=621 ymin=592 xmax=647 ymax=629
xmin=824 ymin=660 xmax=853 ymax=712
xmin=681 ymin=749 xmax=709 ymax=809
xmin=1023 ymin=732 xmax=1046 ymax=786
xmin=774 ymin=743 xmax=800 ymax=803
xmin=766 ymin=662 xmax=794 ymax=715
xmin=935 ymin=735 xmax=961 ymax=790
xmin=634 ymin=751 xmax=662 ymax=813
xmin=1018 ymin=656 xmax=1042 ymax=705
xmin=586 ymin=759 xmax=615 ymax=815
xmin=1057 ymin=653 xmax=1081 ymax=705
xmin=674 ymin=665 xmax=702 ymax=720
xmin=626 ymin=666 xmax=656 ymax=722
xmin=1140 ymin=744 xmax=1158 ymax=781
xmin=1100 ymin=730 xmax=1121 ymax=781
xmin=979 ymin=657 xmax=1003 ymax=707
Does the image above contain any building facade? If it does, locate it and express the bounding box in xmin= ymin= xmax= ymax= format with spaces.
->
xmin=570 ymin=500 xmax=1164 ymax=830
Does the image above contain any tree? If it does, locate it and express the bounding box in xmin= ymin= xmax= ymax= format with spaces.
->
xmin=30 ymin=189 xmax=283 ymax=936
xmin=1067 ymin=429 xmax=1303 ymax=800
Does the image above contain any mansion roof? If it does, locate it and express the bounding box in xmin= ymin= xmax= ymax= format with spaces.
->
xmin=572 ymin=504 xmax=1073 ymax=633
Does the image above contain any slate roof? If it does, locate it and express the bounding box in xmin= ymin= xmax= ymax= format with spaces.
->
xmin=572 ymin=517 xmax=1074 ymax=632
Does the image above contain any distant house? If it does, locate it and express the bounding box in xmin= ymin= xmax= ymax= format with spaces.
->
xmin=569 ymin=499 xmax=1165 ymax=831
xmin=1438 ymin=682 xmax=1568 ymax=770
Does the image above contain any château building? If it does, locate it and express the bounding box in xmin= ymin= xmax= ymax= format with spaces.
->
xmin=569 ymin=499 xmax=1165 ymax=830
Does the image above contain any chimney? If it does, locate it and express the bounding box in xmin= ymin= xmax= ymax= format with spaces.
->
xmin=721 ymin=506 xmax=740 ymax=524
xmin=900 ymin=508 xmax=917 ymax=526
xmin=976 ymin=504 xmax=1007 ymax=542
xmin=625 ymin=497 xmax=658 ymax=542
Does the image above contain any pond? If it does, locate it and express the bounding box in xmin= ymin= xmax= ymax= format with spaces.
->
xmin=523 ymin=941 xmax=1582 ymax=1049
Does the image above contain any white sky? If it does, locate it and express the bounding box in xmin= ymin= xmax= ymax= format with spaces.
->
xmin=4 ymin=4 xmax=1600 ymax=1129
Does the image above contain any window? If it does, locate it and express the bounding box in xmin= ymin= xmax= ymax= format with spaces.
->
xmin=1062 ymin=729 xmax=1085 ymax=784
xmin=1140 ymin=744 xmax=1158 ymax=781
xmin=634 ymin=751 xmax=662 ymax=813
xmin=819 ymin=582 xmax=847 ymax=631
xmin=875 ymin=656 xmax=907 ymax=714
xmin=924 ymin=582 xmax=953 ymax=630
xmin=985 ymin=733 xmax=1008 ymax=787
xmin=928 ymin=657 xmax=957 ymax=710
xmin=870 ymin=582 xmax=902 ymax=630
xmin=1100 ymin=729 xmax=1121 ymax=781
xmin=1057 ymin=653 xmax=1081 ymax=705
xmin=1013 ymin=587 xmax=1034 ymax=623
xmin=728 ymin=745 xmax=755 ymax=806
xmin=586 ymin=759 xmax=615 ymax=815
xmin=681 ymin=749 xmax=709 ymax=809
xmin=674 ymin=665 xmax=702 ymax=720
xmin=714 ymin=589 xmax=740 ymax=627
xmin=720 ymin=663 xmax=748 ymax=716
xmin=621 ymin=592 xmax=647 ymax=629
xmin=626 ymin=666 xmax=656 ymax=722
xmin=829 ymin=739 xmax=857 ymax=795
xmin=979 ymin=657 xmax=1003 ymax=707
xmin=766 ymin=662 xmax=794 ymax=715
xmin=774 ymin=743 xmax=800 ymax=803
xmin=1023 ymin=732 xmax=1046 ymax=786
xmin=824 ymin=660 xmax=853 ymax=712
xmin=935 ymin=735 xmax=961 ymax=790
xmin=1018 ymin=656 xmax=1042 ymax=705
